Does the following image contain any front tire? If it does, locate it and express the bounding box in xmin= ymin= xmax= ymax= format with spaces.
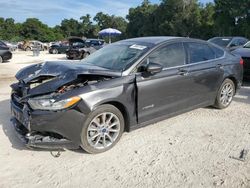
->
xmin=214 ymin=78 xmax=235 ymax=109
xmin=66 ymin=56 xmax=73 ymax=60
xmin=0 ymin=56 xmax=3 ymax=63
xmin=52 ymin=49 xmax=58 ymax=54
xmin=81 ymin=104 xmax=124 ymax=154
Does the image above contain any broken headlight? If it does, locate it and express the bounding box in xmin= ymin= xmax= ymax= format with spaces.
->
xmin=28 ymin=96 xmax=81 ymax=110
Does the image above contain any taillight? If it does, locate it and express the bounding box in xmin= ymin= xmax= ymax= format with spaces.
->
xmin=240 ymin=58 xmax=244 ymax=65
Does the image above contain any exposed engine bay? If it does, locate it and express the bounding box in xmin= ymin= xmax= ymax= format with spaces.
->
xmin=57 ymin=75 xmax=111 ymax=94
xmin=10 ymin=61 xmax=126 ymax=150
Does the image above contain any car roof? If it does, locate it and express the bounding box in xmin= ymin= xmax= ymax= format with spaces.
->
xmin=86 ymin=39 xmax=105 ymax=42
xmin=209 ymin=36 xmax=248 ymax=40
xmin=122 ymin=36 xmax=182 ymax=45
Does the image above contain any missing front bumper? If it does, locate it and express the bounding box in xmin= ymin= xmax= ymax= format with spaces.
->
xmin=11 ymin=118 xmax=79 ymax=150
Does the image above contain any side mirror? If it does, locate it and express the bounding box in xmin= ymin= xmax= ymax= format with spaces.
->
xmin=146 ymin=63 xmax=163 ymax=74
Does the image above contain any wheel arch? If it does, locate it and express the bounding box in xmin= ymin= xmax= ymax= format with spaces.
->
xmin=101 ymin=101 xmax=130 ymax=132
xmin=224 ymin=75 xmax=239 ymax=93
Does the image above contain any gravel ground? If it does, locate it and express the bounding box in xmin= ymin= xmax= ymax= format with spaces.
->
xmin=0 ymin=52 xmax=249 ymax=188
xmin=0 ymin=51 xmax=69 ymax=79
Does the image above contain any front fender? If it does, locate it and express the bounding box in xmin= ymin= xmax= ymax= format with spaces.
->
xmin=79 ymin=75 xmax=138 ymax=129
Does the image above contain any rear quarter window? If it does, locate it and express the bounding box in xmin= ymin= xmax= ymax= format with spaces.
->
xmin=185 ymin=42 xmax=216 ymax=64
xmin=211 ymin=45 xmax=225 ymax=58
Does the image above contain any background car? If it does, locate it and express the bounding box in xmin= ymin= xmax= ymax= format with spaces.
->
xmin=4 ymin=41 xmax=18 ymax=51
xmin=21 ymin=40 xmax=47 ymax=51
xmin=85 ymin=38 xmax=105 ymax=50
xmin=208 ymin=37 xmax=248 ymax=51
xmin=49 ymin=43 xmax=69 ymax=54
xmin=10 ymin=37 xmax=243 ymax=153
xmin=66 ymin=37 xmax=104 ymax=60
xmin=232 ymin=41 xmax=250 ymax=79
xmin=0 ymin=40 xmax=12 ymax=63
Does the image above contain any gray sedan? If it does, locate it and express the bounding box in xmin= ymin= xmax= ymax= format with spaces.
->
xmin=10 ymin=37 xmax=243 ymax=153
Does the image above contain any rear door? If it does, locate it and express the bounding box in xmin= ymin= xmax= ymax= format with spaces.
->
xmin=183 ymin=42 xmax=225 ymax=104
xmin=136 ymin=42 xmax=199 ymax=123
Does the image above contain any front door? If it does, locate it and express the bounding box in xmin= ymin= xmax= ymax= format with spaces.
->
xmin=136 ymin=42 xmax=197 ymax=123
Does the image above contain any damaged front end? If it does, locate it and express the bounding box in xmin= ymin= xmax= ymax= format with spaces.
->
xmin=11 ymin=118 xmax=78 ymax=150
xmin=10 ymin=61 xmax=120 ymax=150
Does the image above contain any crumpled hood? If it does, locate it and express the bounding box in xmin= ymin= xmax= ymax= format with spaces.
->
xmin=14 ymin=61 xmax=121 ymax=96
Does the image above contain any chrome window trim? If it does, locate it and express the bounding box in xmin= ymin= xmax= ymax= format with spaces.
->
xmin=122 ymin=39 xmax=226 ymax=76
xmin=162 ymin=53 xmax=226 ymax=71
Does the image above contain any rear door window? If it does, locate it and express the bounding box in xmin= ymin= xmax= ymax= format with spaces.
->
xmin=211 ymin=45 xmax=225 ymax=58
xmin=230 ymin=39 xmax=240 ymax=47
xmin=185 ymin=42 xmax=216 ymax=64
xmin=230 ymin=38 xmax=247 ymax=47
xmin=238 ymin=38 xmax=248 ymax=46
xmin=147 ymin=43 xmax=185 ymax=68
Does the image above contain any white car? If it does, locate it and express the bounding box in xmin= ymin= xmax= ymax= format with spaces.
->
xmin=4 ymin=41 xmax=18 ymax=51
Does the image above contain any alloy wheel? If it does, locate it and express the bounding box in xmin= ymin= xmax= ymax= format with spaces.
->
xmin=84 ymin=52 xmax=90 ymax=58
xmin=52 ymin=49 xmax=58 ymax=54
xmin=220 ymin=82 xmax=234 ymax=106
xmin=87 ymin=112 xmax=121 ymax=150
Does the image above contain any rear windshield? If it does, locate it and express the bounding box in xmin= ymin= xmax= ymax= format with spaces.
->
xmin=208 ymin=37 xmax=232 ymax=47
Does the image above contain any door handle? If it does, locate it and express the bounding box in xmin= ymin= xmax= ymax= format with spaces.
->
xmin=178 ymin=69 xmax=189 ymax=76
xmin=216 ymin=64 xmax=223 ymax=68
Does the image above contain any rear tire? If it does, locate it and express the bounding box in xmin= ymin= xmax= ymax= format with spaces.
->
xmin=80 ymin=104 xmax=124 ymax=154
xmin=25 ymin=47 xmax=31 ymax=51
xmin=52 ymin=49 xmax=58 ymax=54
xmin=214 ymin=78 xmax=235 ymax=109
xmin=83 ymin=52 xmax=90 ymax=58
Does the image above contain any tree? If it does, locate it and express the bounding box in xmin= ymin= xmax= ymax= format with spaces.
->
xmin=94 ymin=12 xmax=127 ymax=40
xmin=0 ymin=0 xmax=249 ymax=42
xmin=0 ymin=18 xmax=19 ymax=41
xmin=19 ymin=18 xmax=63 ymax=41
xmin=154 ymin=0 xmax=202 ymax=37
xmin=60 ymin=18 xmax=81 ymax=37
xmin=199 ymin=3 xmax=216 ymax=39
xmin=214 ymin=0 xmax=250 ymax=37
xmin=79 ymin=14 xmax=98 ymax=37
xmin=126 ymin=0 xmax=158 ymax=37
xmin=94 ymin=12 xmax=127 ymax=32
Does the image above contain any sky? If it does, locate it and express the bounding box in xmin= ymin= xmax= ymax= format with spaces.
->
xmin=0 ymin=0 xmax=213 ymax=26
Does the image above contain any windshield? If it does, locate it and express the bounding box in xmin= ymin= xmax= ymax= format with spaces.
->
xmin=209 ymin=37 xmax=232 ymax=47
xmin=0 ymin=40 xmax=7 ymax=47
xmin=81 ymin=42 xmax=150 ymax=71
xmin=244 ymin=41 xmax=250 ymax=48
xmin=72 ymin=42 xmax=85 ymax=47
